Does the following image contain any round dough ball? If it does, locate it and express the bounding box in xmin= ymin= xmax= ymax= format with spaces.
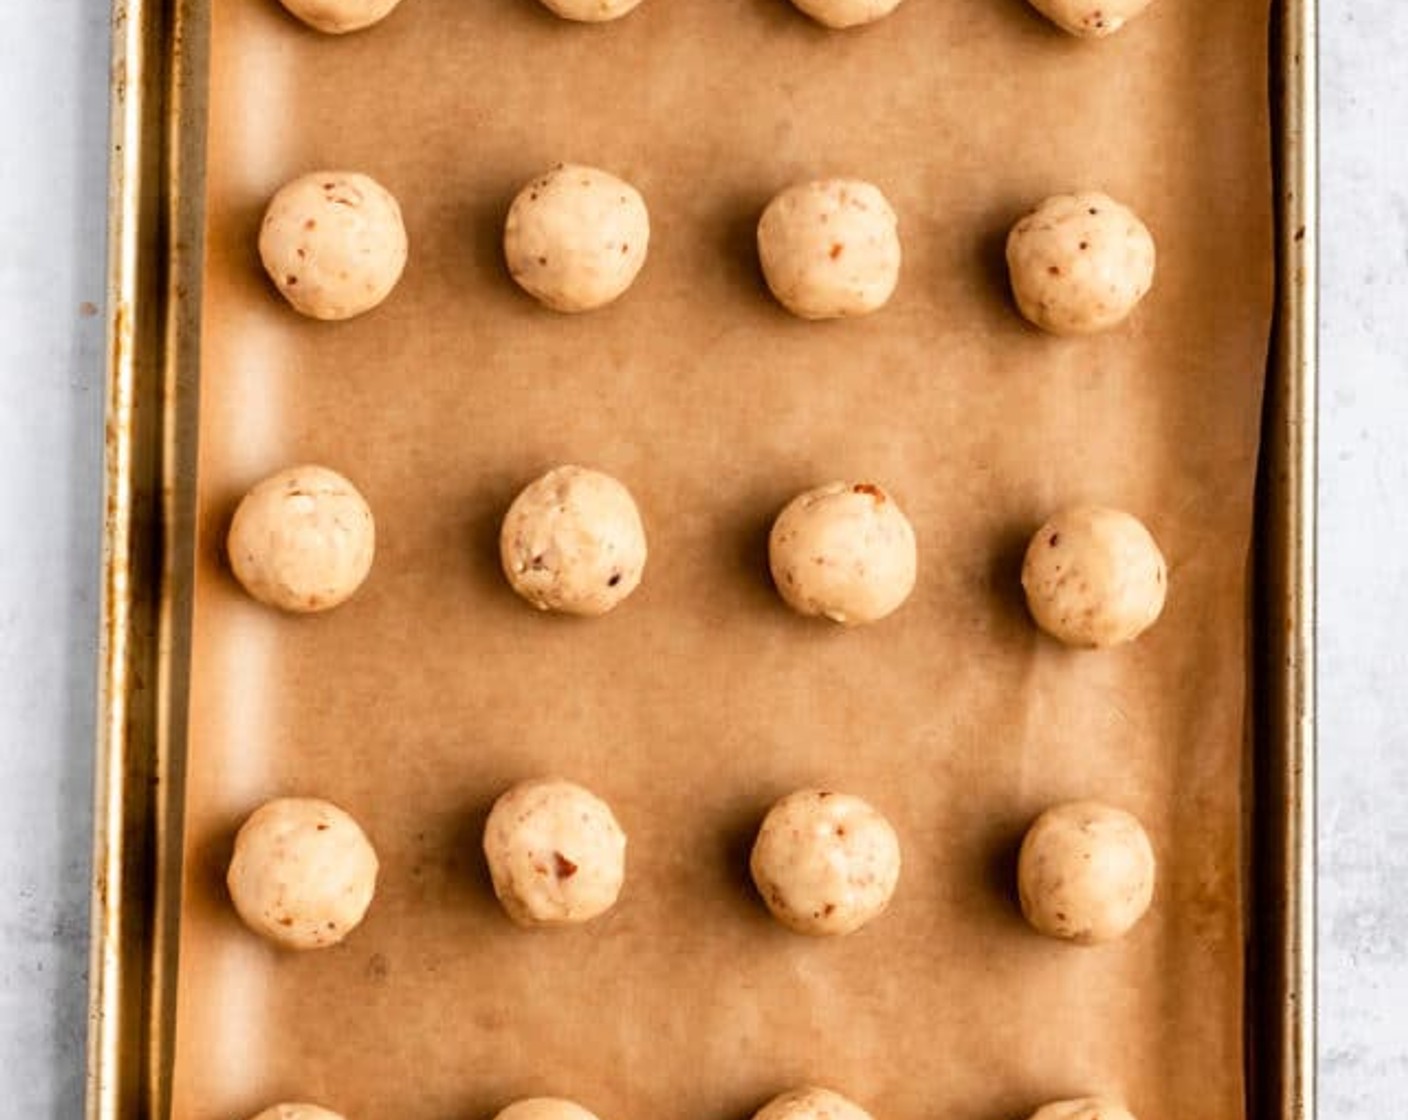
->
xmin=227 ymin=798 xmax=379 ymax=950
xmin=249 ymin=1106 xmax=348 ymax=1120
xmin=504 ymin=164 xmax=650 ymax=313
xmin=276 ymin=0 xmax=402 ymax=33
xmin=1006 ymin=192 xmax=1155 ymax=335
xmin=259 ymin=171 xmax=407 ymax=321
xmin=483 ymin=779 xmax=627 ymax=927
xmin=789 ymin=0 xmax=904 ymax=28
xmin=1021 ymin=505 xmax=1166 ymax=648
xmin=750 ymin=790 xmax=901 ymax=936
xmin=758 ymin=179 xmax=901 ymax=319
xmin=752 ymin=1088 xmax=874 ymax=1120
xmin=536 ymin=0 xmax=644 ymax=20
xmin=769 ymin=482 xmax=917 ymax=626
xmin=1018 ymin=800 xmax=1155 ymax=944
xmin=1025 ymin=0 xmax=1154 ymax=37
xmin=227 ymin=464 xmax=375 ymax=614
xmin=1028 ymin=1100 xmax=1137 ymax=1120
xmin=500 ymin=465 xmax=647 ymax=616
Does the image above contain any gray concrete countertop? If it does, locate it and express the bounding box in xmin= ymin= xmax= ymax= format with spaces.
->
xmin=0 ymin=1 xmax=1395 ymax=1116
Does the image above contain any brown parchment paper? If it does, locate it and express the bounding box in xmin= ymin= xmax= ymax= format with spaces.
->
xmin=173 ymin=0 xmax=1273 ymax=1117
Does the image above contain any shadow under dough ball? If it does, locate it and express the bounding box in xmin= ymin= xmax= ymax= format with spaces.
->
xmin=1017 ymin=800 xmax=1156 ymax=944
xmin=503 ymin=164 xmax=650 ymax=312
xmin=535 ymin=0 xmax=645 ymax=20
xmin=1027 ymin=1101 xmax=1138 ymax=1120
xmin=752 ymin=1088 xmax=876 ymax=1120
xmin=788 ymin=0 xmax=905 ymax=29
xmin=226 ymin=798 xmax=379 ymax=950
xmin=769 ymin=482 xmax=916 ymax=625
xmin=1006 ymin=191 xmax=1155 ymax=335
xmin=483 ymin=779 xmax=627 ymax=927
xmin=750 ymin=790 xmax=902 ymax=936
xmin=227 ymin=464 xmax=376 ymax=614
xmin=1020 ymin=505 xmax=1166 ymax=648
xmin=259 ymin=170 xmax=408 ymax=321
xmin=249 ymin=1106 xmax=349 ymax=1120
xmin=277 ymin=0 xmax=404 ymax=33
xmin=1025 ymin=0 xmax=1155 ymax=37
xmin=499 ymin=465 xmax=647 ymax=616
xmin=757 ymin=179 xmax=901 ymax=319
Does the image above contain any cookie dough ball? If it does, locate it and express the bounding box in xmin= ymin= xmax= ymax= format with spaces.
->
xmin=504 ymin=164 xmax=650 ymax=313
xmin=769 ymin=482 xmax=916 ymax=626
xmin=536 ymin=0 xmax=644 ymax=20
xmin=750 ymin=790 xmax=901 ymax=936
xmin=758 ymin=179 xmax=901 ymax=319
xmin=1028 ymin=1100 xmax=1137 ymax=1120
xmin=227 ymin=464 xmax=375 ymax=614
xmin=249 ymin=1106 xmax=348 ymax=1120
xmin=500 ymin=465 xmax=647 ymax=616
xmin=1018 ymin=801 xmax=1155 ymax=944
xmin=753 ymin=1088 xmax=875 ymax=1120
xmin=1006 ymin=192 xmax=1154 ymax=334
xmin=1025 ymin=0 xmax=1154 ymax=37
xmin=1021 ymin=505 xmax=1166 ymax=648
xmin=259 ymin=171 xmax=407 ymax=320
xmin=789 ymin=0 xmax=904 ymax=28
xmin=227 ymin=798 xmax=379 ymax=950
xmin=276 ymin=0 xmax=403 ymax=33
xmin=484 ymin=779 xmax=627 ymax=927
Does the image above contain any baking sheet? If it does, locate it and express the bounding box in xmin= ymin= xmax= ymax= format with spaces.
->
xmin=170 ymin=0 xmax=1273 ymax=1117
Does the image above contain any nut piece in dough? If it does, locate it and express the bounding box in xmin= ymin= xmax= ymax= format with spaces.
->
xmin=249 ymin=1106 xmax=348 ymax=1120
xmin=758 ymin=179 xmax=901 ymax=320
xmin=504 ymin=164 xmax=650 ymax=313
xmin=276 ymin=0 xmax=403 ymax=33
xmin=750 ymin=790 xmax=901 ymax=936
xmin=752 ymin=1088 xmax=875 ymax=1120
xmin=259 ymin=172 xmax=407 ymax=321
xmin=789 ymin=0 xmax=904 ymax=28
xmin=1018 ymin=801 xmax=1155 ymax=944
xmin=1006 ymin=192 xmax=1155 ymax=335
xmin=227 ymin=798 xmax=379 ymax=950
xmin=1028 ymin=1100 xmax=1138 ymax=1120
xmin=227 ymin=464 xmax=376 ymax=614
xmin=483 ymin=779 xmax=627 ymax=927
xmin=1021 ymin=505 xmax=1166 ymax=648
xmin=769 ymin=482 xmax=917 ymax=626
xmin=1025 ymin=0 xmax=1154 ymax=37
xmin=500 ymin=465 xmax=647 ymax=616
xmin=536 ymin=0 xmax=644 ymax=20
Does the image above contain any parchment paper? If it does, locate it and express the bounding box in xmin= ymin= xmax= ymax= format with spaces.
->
xmin=174 ymin=0 xmax=1273 ymax=1117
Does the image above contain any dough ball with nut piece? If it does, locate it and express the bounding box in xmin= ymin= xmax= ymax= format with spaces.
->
xmin=1006 ymin=191 xmax=1154 ymax=334
xmin=789 ymin=0 xmax=904 ymax=28
xmin=752 ymin=1087 xmax=875 ymax=1120
xmin=227 ymin=798 xmax=379 ymax=950
xmin=484 ymin=779 xmax=627 ymax=927
xmin=758 ymin=179 xmax=901 ymax=319
xmin=249 ymin=1106 xmax=348 ymax=1120
xmin=276 ymin=0 xmax=403 ymax=33
xmin=1018 ymin=800 xmax=1155 ymax=944
xmin=504 ymin=164 xmax=650 ymax=313
xmin=259 ymin=171 xmax=407 ymax=320
xmin=500 ymin=465 xmax=647 ymax=616
xmin=535 ymin=0 xmax=644 ymax=20
xmin=1027 ymin=1100 xmax=1137 ymax=1120
xmin=1025 ymin=0 xmax=1154 ymax=37
xmin=769 ymin=482 xmax=917 ymax=626
xmin=494 ymin=1098 xmax=602 ymax=1120
xmin=1021 ymin=505 xmax=1166 ymax=648
xmin=750 ymin=790 xmax=901 ymax=935
xmin=227 ymin=464 xmax=375 ymax=614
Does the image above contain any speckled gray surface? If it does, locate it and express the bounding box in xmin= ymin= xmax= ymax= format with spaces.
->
xmin=0 ymin=1 xmax=1394 ymax=1117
